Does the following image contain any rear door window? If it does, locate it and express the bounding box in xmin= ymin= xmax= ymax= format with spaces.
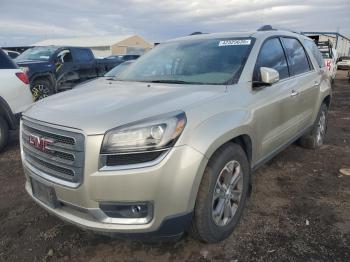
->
xmin=281 ymin=38 xmax=311 ymax=76
xmin=0 ymin=50 xmax=17 ymax=69
xmin=254 ymin=38 xmax=289 ymax=81
xmin=303 ymin=39 xmax=324 ymax=68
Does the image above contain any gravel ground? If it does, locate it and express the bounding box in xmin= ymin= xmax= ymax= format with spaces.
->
xmin=0 ymin=71 xmax=349 ymax=262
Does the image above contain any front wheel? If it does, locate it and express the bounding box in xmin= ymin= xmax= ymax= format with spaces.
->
xmin=31 ymin=79 xmax=54 ymax=101
xmin=299 ymin=103 xmax=328 ymax=149
xmin=190 ymin=143 xmax=250 ymax=243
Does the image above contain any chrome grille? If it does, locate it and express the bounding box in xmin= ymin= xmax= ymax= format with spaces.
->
xmin=23 ymin=124 xmax=76 ymax=145
xmin=21 ymin=118 xmax=85 ymax=187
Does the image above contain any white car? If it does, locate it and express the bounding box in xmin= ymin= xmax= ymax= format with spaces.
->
xmin=0 ymin=49 xmax=33 ymax=151
xmin=337 ymin=56 xmax=350 ymax=70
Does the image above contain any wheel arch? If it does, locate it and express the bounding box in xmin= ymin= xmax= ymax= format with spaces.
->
xmin=322 ymin=94 xmax=331 ymax=109
xmin=31 ymin=73 xmax=56 ymax=92
xmin=0 ymin=96 xmax=18 ymax=130
xmin=231 ymin=134 xmax=252 ymax=165
xmin=187 ymin=132 xmax=254 ymax=211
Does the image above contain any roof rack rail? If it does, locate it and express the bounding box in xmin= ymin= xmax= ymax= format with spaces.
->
xmin=257 ymin=25 xmax=275 ymax=31
xmin=257 ymin=25 xmax=301 ymax=34
xmin=189 ymin=32 xmax=206 ymax=36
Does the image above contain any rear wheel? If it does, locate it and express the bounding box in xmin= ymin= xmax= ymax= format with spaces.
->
xmin=31 ymin=79 xmax=54 ymax=101
xmin=190 ymin=143 xmax=250 ymax=243
xmin=0 ymin=117 xmax=9 ymax=152
xmin=299 ymin=103 xmax=328 ymax=149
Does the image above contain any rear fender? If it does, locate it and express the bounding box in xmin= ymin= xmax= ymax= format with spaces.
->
xmin=31 ymin=73 xmax=57 ymax=92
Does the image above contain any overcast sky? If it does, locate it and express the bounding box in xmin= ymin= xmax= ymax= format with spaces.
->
xmin=0 ymin=0 xmax=349 ymax=46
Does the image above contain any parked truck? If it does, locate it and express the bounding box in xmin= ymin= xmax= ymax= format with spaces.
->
xmin=15 ymin=46 xmax=122 ymax=101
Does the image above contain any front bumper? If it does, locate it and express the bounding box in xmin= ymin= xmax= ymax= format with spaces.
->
xmin=23 ymin=139 xmax=207 ymax=236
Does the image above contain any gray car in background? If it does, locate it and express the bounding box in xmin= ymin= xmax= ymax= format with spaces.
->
xmin=20 ymin=26 xmax=331 ymax=243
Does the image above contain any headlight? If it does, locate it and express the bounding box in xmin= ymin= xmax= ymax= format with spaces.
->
xmin=101 ymin=112 xmax=186 ymax=154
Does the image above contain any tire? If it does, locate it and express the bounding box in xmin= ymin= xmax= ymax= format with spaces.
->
xmin=0 ymin=117 xmax=9 ymax=152
xmin=299 ymin=103 xmax=328 ymax=149
xmin=190 ymin=143 xmax=250 ymax=243
xmin=31 ymin=79 xmax=54 ymax=101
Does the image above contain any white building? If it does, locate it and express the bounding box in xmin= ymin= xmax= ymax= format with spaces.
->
xmin=34 ymin=35 xmax=154 ymax=57
xmin=303 ymin=32 xmax=350 ymax=57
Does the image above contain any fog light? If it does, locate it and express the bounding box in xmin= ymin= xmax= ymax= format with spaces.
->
xmin=99 ymin=202 xmax=152 ymax=221
xmin=131 ymin=205 xmax=142 ymax=214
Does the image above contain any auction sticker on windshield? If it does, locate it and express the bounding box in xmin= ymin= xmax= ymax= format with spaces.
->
xmin=218 ymin=39 xmax=251 ymax=46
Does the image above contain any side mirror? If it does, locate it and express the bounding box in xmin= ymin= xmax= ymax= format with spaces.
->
xmin=260 ymin=67 xmax=279 ymax=85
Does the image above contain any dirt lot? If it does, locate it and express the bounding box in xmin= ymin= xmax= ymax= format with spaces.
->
xmin=0 ymin=71 xmax=350 ymax=262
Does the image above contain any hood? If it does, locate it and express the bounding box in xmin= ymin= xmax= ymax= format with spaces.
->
xmin=24 ymin=79 xmax=226 ymax=135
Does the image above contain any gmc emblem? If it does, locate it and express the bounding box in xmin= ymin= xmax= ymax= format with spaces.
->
xmin=28 ymin=135 xmax=53 ymax=151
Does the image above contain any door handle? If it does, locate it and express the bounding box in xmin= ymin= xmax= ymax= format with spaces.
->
xmin=291 ymin=90 xmax=299 ymax=97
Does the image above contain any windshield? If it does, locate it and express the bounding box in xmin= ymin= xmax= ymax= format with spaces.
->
xmin=105 ymin=61 xmax=133 ymax=77
xmin=117 ymin=38 xmax=254 ymax=85
xmin=15 ymin=46 xmax=58 ymax=62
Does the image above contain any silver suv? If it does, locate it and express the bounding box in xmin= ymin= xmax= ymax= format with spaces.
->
xmin=20 ymin=27 xmax=331 ymax=243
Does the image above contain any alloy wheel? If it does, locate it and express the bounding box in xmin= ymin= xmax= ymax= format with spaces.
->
xmin=212 ymin=160 xmax=243 ymax=226
xmin=316 ymin=110 xmax=326 ymax=146
xmin=32 ymin=84 xmax=50 ymax=101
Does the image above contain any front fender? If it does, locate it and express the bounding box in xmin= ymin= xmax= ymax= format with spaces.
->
xmin=186 ymin=109 xmax=255 ymax=161
xmin=183 ymin=109 xmax=256 ymax=211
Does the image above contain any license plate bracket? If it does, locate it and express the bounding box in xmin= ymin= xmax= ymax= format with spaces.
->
xmin=31 ymin=178 xmax=60 ymax=208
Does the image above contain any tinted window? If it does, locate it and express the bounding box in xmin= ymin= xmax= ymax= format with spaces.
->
xmin=254 ymin=38 xmax=289 ymax=81
xmin=75 ymin=49 xmax=93 ymax=62
xmin=303 ymin=39 xmax=324 ymax=68
xmin=281 ymin=38 xmax=311 ymax=76
xmin=321 ymin=51 xmax=331 ymax=59
xmin=0 ymin=50 xmax=17 ymax=69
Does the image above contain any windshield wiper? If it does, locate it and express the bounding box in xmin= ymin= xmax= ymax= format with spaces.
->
xmin=148 ymin=80 xmax=198 ymax=84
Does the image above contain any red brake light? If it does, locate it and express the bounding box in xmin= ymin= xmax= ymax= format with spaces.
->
xmin=324 ymin=60 xmax=332 ymax=71
xmin=15 ymin=72 xmax=29 ymax=85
